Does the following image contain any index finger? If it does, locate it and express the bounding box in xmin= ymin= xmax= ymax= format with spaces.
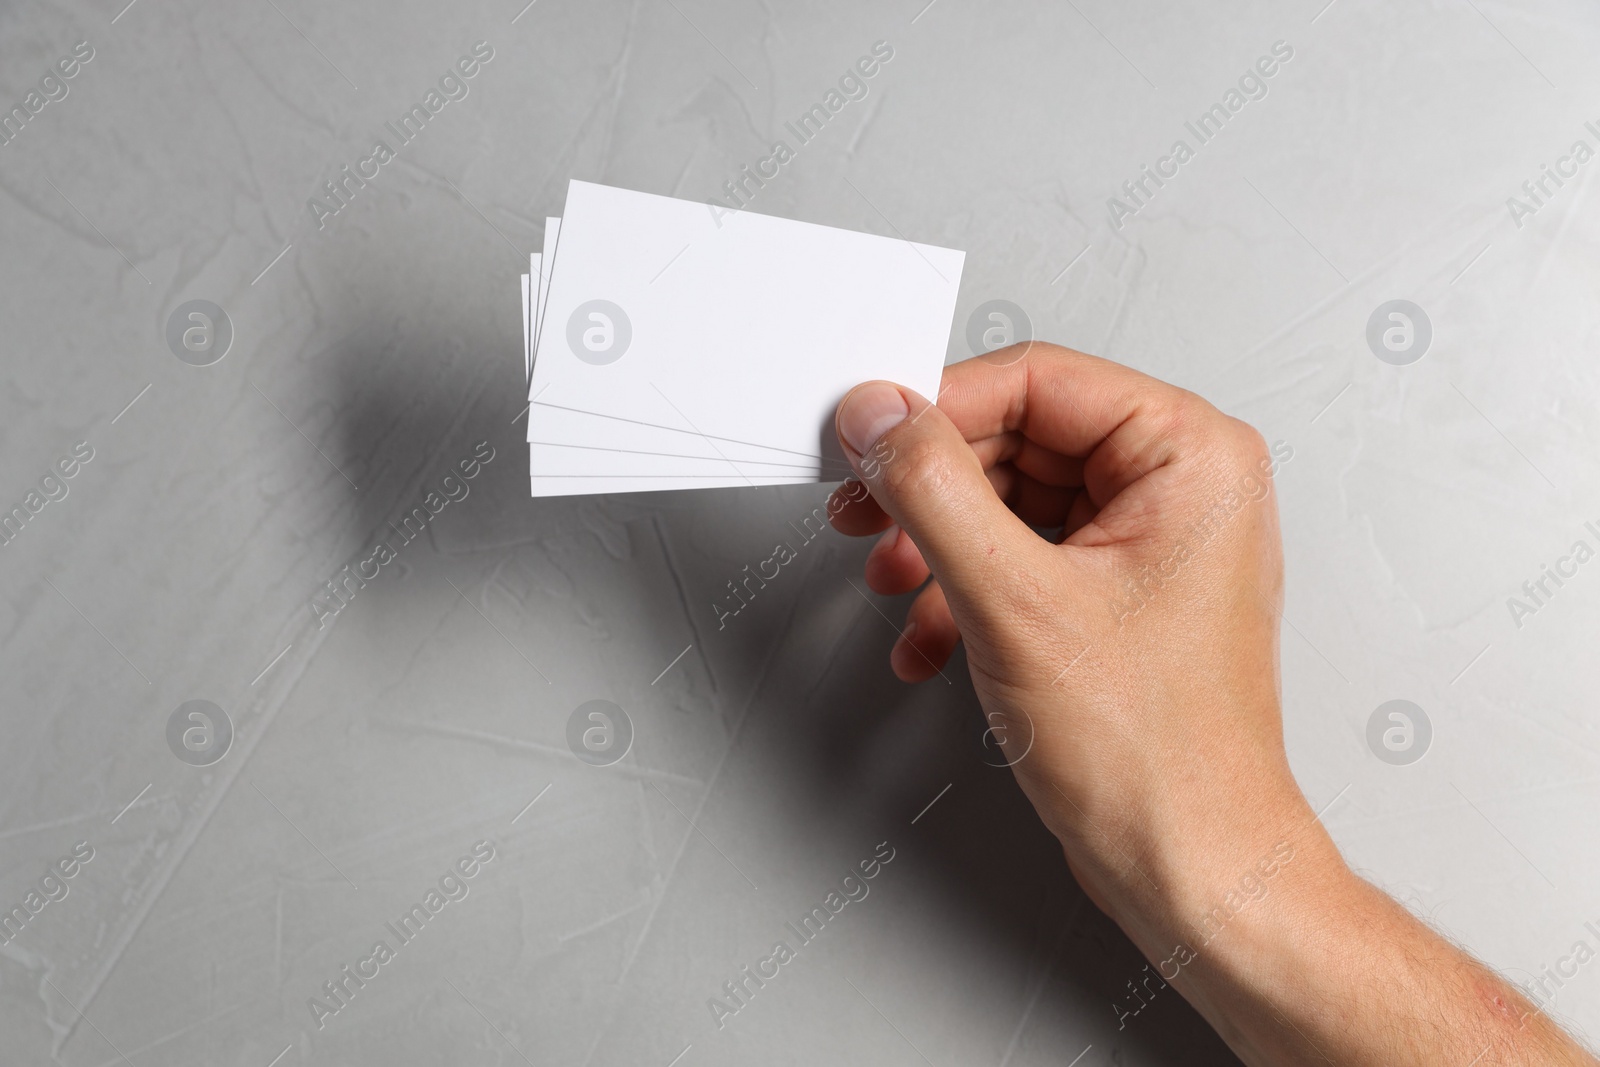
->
xmin=938 ymin=343 xmax=1183 ymax=453
xmin=938 ymin=343 xmax=1195 ymax=506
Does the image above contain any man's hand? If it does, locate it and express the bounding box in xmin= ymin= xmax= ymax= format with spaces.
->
xmin=829 ymin=343 xmax=1595 ymax=1067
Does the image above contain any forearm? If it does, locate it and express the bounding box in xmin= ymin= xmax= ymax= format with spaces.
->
xmin=1109 ymin=803 xmax=1596 ymax=1066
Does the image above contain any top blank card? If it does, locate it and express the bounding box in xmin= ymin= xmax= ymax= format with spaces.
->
xmin=528 ymin=180 xmax=964 ymax=479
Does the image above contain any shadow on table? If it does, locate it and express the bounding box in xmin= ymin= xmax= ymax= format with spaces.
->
xmin=304 ymin=298 xmax=1241 ymax=1067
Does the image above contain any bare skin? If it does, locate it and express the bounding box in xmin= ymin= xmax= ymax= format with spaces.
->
xmin=828 ymin=343 xmax=1595 ymax=1067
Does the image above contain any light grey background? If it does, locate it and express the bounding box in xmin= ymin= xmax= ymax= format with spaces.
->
xmin=2 ymin=0 xmax=1597 ymax=1064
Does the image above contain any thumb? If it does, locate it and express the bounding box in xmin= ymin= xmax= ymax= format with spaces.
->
xmin=835 ymin=381 xmax=1037 ymax=599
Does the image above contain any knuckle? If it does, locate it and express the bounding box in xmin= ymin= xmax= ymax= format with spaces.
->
xmin=1155 ymin=390 xmax=1212 ymax=440
xmin=1228 ymin=418 xmax=1271 ymax=465
xmin=1160 ymin=393 xmax=1264 ymax=462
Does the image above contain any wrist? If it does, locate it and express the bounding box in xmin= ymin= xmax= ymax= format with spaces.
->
xmin=1104 ymin=792 xmax=1364 ymax=1060
xmin=1101 ymin=778 xmax=1353 ymax=979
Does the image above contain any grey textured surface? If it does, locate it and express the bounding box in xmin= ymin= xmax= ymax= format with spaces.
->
xmin=2 ymin=1 xmax=1598 ymax=1064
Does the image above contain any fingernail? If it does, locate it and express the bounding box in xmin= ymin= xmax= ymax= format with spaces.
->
xmin=901 ymin=621 xmax=918 ymax=645
xmin=838 ymin=383 xmax=908 ymax=456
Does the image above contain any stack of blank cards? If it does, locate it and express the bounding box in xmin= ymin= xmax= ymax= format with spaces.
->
xmin=520 ymin=180 xmax=965 ymax=496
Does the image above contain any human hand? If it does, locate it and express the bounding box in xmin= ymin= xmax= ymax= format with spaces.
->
xmin=828 ymin=343 xmax=1323 ymax=952
xmin=829 ymin=345 xmax=1598 ymax=1066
